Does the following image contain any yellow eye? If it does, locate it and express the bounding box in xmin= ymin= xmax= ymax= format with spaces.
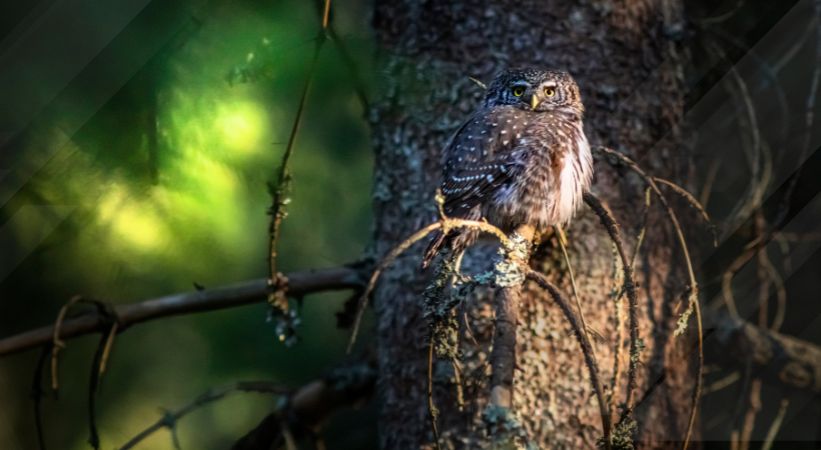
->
xmin=512 ymin=86 xmax=525 ymax=97
xmin=544 ymin=87 xmax=556 ymax=97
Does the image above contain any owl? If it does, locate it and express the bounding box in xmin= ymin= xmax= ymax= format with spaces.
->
xmin=422 ymin=68 xmax=593 ymax=269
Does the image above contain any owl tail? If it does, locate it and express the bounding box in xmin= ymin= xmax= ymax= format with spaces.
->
xmin=421 ymin=230 xmax=448 ymax=270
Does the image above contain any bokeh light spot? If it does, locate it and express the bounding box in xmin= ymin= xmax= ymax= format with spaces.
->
xmin=215 ymin=101 xmax=267 ymax=153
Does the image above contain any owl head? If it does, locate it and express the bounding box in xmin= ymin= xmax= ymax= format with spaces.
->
xmin=484 ymin=68 xmax=584 ymax=116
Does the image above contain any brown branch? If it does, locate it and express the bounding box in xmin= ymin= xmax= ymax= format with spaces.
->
xmin=232 ymin=362 xmax=376 ymax=450
xmin=761 ymin=399 xmax=789 ymax=450
xmin=489 ymin=225 xmax=534 ymax=409
xmin=583 ymin=192 xmax=640 ymax=417
xmin=0 ymin=266 xmax=365 ymax=357
xmin=267 ymin=0 xmax=333 ymax=301
xmin=346 ymin=217 xmax=511 ymax=352
xmin=595 ymin=146 xmax=704 ymax=450
xmin=712 ymin=313 xmax=821 ymax=394
xmin=427 ymin=341 xmax=442 ymax=450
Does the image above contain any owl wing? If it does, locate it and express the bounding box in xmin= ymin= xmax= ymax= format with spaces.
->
xmin=440 ymin=108 xmax=522 ymax=217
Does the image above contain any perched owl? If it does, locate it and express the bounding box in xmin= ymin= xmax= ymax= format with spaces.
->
xmin=422 ymin=68 xmax=593 ymax=269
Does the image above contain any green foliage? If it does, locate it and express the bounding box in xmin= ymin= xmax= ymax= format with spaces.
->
xmin=0 ymin=0 xmax=376 ymax=448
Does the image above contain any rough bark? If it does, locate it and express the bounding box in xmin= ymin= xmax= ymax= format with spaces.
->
xmin=368 ymin=0 xmax=692 ymax=448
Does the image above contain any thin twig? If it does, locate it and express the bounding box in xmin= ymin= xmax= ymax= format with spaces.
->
xmin=738 ymin=379 xmax=762 ymax=450
xmin=696 ymin=0 xmax=744 ymax=25
xmin=594 ymin=147 xmax=703 ymax=450
xmin=87 ymin=331 xmax=109 ymax=449
xmin=699 ymin=159 xmax=721 ymax=207
xmin=653 ymin=177 xmax=717 ymax=247
xmin=582 ymin=193 xmax=639 ymax=417
xmin=119 ymin=381 xmax=287 ymax=450
xmin=51 ymin=295 xmax=86 ymax=392
xmin=32 ymin=345 xmax=50 ymax=450
xmin=630 ymin=187 xmax=653 ymax=269
xmin=427 ymin=341 xmax=442 ymax=450
xmin=268 ymin=0 xmax=333 ymax=302
xmin=702 ymin=371 xmax=741 ymax=395
xmin=761 ymin=399 xmax=789 ymax=450
xmin=706 ymin=41 xmax=765 ymax=232
xmin=526 ymin=270 xmax=611 ymax=449
xmin=760 ymin=252 xmax=787 ymax=331
xmin=556 ymin=226 xmax=594 ymax=351
xmin=346 ymin=218 xmax=510 ymax=352
xmin=776 ymin=4 xmax=821 ymax=227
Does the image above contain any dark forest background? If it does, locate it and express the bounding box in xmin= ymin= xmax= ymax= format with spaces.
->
xmin=0 ymin=0 xmax=819 ymax=448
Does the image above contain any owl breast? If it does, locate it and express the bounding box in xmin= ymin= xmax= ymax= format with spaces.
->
xmin=489 ymin=120 xmax=592 ymax=230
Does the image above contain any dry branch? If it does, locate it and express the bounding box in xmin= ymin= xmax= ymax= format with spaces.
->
xmin=120 ymin=381 xmax=289 ymax=450
xmin=232 ymin=362 xmax=376 ymax=450
xmin=594 ymin=146 xmax=704 ymax=450
xmin=0 ymin=266 xmax=364 ymax=357
xmin=712 ymin=313 xmax=821 ymax=394
xmin=582 ymin=192 xmax=640 ymax=416
xmin=526 ymin=270 xmax=612 ymax=448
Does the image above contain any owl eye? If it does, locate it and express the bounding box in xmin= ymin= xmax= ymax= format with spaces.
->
xmin=544 ymin=87 xmax=556 ymax=97
xmin=511 ymin=86 xmax=525 ymax=97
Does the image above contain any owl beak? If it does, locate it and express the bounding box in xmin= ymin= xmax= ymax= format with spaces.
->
xmin=530 ymin=95 xmax=540 ymax=110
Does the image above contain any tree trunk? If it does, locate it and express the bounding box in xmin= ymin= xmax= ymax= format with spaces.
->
xmin=368 ymin=1 xmax=693 ymax=448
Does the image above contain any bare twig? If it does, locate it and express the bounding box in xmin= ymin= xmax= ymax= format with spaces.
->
xmin=776 ymin=4 xmax=821 ymax=226
xmin=706 ymin=41 xmax=765 ymax=231
xmin=346 ymin=217 xmax=510 ymax=352
xmin=427 ymin=341 xmax=442 ymax=450
xmin=556 ymin=226 xmax=595 ymax=350
xmin=267 ymin=0 xmax=334 ymax=306
xmin=31 ymin=345 xmax=50 ymax=450
xmin=712 ymin=313 xmax=821 ymax=393
xmin=51 ymin=295 xmax=88 ymax=391
xmin=630 ymin=187 xmax=653 ymax=269
xmin=738 ymin=379 xmax=762 ymax=450
xmin=653 ymin=177 xmax=717 ymax=247
xmin=87 ymin=330 xmax=113 ymax=450
xmin=582 ymin=193 xmax=639 ymax=417
xmin=526 ymin=270 xmax=611 ymax=449
xmin=761 ymin=252 xmax=787 ymax=331
xmin=761 ymin=399 xmax=789 ymax=450
xmin=702 ymin=371 xmax=740 ymax=395
xmin=699 ymin=159 xmax=720 ymax=207
xmin=120 ymin=381 xmax=288 ymax=450
xmin=0 ymin=266 xmax=365 ymax=357
xmin=594 ymin=147 xmax=703 ymax=450
xmin=696 ymin=0 xmax=744 ymax=25
xmin=232 ymin=362 xmax=376 ymax=450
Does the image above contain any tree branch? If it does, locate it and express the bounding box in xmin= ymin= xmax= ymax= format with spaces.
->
xmin=0 ymin=266 xmax=365 ymax=357
xmin=120 ymin=381 xmax=290 ymax=450
xmin=712 ymin=313 xmax=821 ymax=394
xmin=231 ymin=361 xmax=376 ymax=450
xmin=489 ymin=225 xmax=534 ymax=409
